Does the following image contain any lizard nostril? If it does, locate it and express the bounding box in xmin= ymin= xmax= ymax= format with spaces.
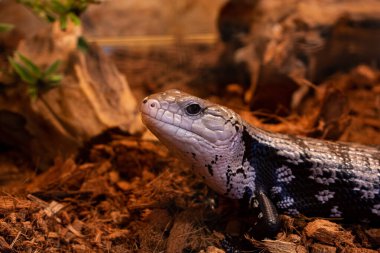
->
xmin=150 ymin=103 xmax=155 ymax=108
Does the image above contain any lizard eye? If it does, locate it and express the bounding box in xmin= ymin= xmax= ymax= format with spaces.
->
xmin=185 ymin=103 xmax=202 ymax=115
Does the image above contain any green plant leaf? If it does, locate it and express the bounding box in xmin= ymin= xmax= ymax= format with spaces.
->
xmin=17 ymin=0 xmax=101 ymax=25
xmin=0 ymin=23 xmax=14 ymax=33
xmin=28 ymin=85 xmax=38 ymax=100
xmin=17 ymin=53 xmax=42 ymax=77
xmin=68 ymin=12 xmax=81 ymax=26
xmin=51 ymin=0 xmax=68 ymax=14
xmin=46 ymin=74 xmax=63 ymax=83
xmin=46 ymin=14 xmax=57 ymax=23
xmin=59 ymin=15 xmax=68 ymax=30
xmin=8 ymin=57 xmax=36 ymax=84
xmin=77 ymin=36 xmax=89 ymax=52
xmin=44 ymin=60 xmax=61 ymax=77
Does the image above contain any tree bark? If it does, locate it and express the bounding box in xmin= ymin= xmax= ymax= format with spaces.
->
xmin=0 ymin=21 xmax=142 ymax=168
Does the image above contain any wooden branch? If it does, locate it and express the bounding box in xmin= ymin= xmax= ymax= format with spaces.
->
xmin=0 ymin=21 xmax=142 ymax=168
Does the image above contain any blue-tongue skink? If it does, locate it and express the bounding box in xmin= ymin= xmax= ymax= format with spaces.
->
xmin=140 ymin=89 xmax=380 ymax=232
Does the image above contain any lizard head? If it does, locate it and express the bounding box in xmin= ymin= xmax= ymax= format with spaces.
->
xmin=140 ymin=89 xmax=252 ymax=198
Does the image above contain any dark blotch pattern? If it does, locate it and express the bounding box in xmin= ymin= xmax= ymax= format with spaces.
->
xmin=240 ymin=127 xmax=380 ymax=223
xmin=206 ymin=164 xmax=213 ymax=176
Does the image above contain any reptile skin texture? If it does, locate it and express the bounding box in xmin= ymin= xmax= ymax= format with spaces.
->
xmin=141 ymin=89 xmax=380 ymax=223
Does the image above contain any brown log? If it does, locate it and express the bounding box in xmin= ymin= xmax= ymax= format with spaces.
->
xmin=0 ymin=21 xmax=142 ymax=168
xmin=218 ymin=0 xmax=380 ymax=113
